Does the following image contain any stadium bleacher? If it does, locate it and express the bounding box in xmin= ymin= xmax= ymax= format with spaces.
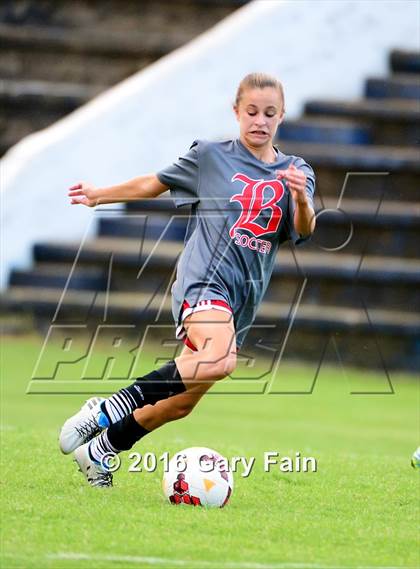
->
xmin=0 ymin=0 xmax=247 ymax=155
xmin=1 ymin=1 xmax=419 ymax=371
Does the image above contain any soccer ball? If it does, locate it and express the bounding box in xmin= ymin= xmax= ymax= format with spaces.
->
xmin=162 ymin=447 xmax=234 ymax=508
xmin=411 ymin=447 xmax=420 ymax=469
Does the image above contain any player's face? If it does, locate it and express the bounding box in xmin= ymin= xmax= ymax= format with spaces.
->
xmin=234 ymin=87 xmax=284 ymax=149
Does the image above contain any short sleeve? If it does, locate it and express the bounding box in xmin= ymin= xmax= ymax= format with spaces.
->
xmin=286 ymin=158 xmax=316 ymax=245
xmin=156 ymin=141 xmax=200 ymax=208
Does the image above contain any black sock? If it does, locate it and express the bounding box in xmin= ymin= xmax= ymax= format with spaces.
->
xmin=107 ymin=413 xmax=150 ymax=452
xmin=89 ymin=414 xmax=149 ymax=462
xmin=101 ymin=360 xmax=185 ymax=424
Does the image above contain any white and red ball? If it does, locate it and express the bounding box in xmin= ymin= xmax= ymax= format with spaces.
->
xmin=162 ymin=447 xmax=234 ymax=508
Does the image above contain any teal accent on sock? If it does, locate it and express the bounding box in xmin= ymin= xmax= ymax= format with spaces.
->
xmin=97 ymin=411 xmax=110 ymax=429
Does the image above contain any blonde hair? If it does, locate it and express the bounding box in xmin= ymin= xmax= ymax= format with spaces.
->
xmin=235 ymin=72 xmax=285 ymax=112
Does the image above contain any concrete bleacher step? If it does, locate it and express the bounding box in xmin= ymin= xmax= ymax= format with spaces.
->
xmin=390 ymin=50 xmax=420 ymax=74
xmin=0 ymin=79 xmax=102 ymax=150
xmin=0 ymin=23 xmax=181 ymax=84
xmin=0 ymin=0 xmax=245 ymax=84
xmin=310 ymin=199 xmax=420 ymax=258
xmin=121 ymin=143 xmax=419 ymax=204
xmin=2 ymin=286 xmax=418 ymax=333
xmin=31 ymin=236 xmax=420 ymax=276
xmin=304 ymin=98 xmax=419 ymax=146
xmin=112 ymin=198 xmax=420 ymax=258
xmin=0 ymin=79 xmax=100 ymax=109
xmin=28 ymin=237 xmax=420 ymax=310
xmin=276 ymin=117 xmax=372 ymax=145
xmin=8 ymin=251 xmax=419 ymax=313
xmin=0 ymin=0 xmax=245 ymax=154
xmin=97 ymin=216 xmax=187 ymax=242
xmin=278 ymin=142 xmax=419 ymax=202
xmin=1 ymin=286 xmax=418 ymax=370
xmin=8 ymin=263 xmax=107 ymax=291
xmin=33 ymin=236 xmax=181 ymax=268
xmin=305 ymin=98 xmax=419 ymax=124
xmin=6 ymin=264 xmax=417 ymax=315
xmin=365 ymin=74 xmax=420 ymax=100
xmin=0 ymin=0 xmax=246 ymax=32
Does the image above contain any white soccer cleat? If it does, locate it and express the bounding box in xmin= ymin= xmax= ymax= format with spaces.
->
xmin=83 ymin=396 xmax=105 ymax=410
xmin=59 ymin=397 xmax=107 ymax=455
xmin=74 ymin=442 xmax=113 ymax=488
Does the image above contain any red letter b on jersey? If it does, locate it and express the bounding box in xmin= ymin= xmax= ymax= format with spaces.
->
xmin=229 ymin=173 xmax=284 ymax=238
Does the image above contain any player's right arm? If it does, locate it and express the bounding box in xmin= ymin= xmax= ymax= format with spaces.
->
xmin=68 ymin=174 xmax=168 ymax=207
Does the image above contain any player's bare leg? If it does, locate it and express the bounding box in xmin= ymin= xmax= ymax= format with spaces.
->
xmin=176 ymin=309 xmax=237 ymax=384
xmin=132 ymin=310 xmax=236 ymax=430
xmin=60 ymin=309 xmax=235 ymax=454
xmin=69 ymin=309 xmax=237 ymax=486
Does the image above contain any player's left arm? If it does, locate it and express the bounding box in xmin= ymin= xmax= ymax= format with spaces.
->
xmin=277 ymin=164 xmax=315 ymax=236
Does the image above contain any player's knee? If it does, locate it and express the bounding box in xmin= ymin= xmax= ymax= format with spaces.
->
xmin=208 ymin=353 xmax=237 ymax=381
xmin=172 ymin=401 xmax=196 ymax=420
xmin=223 ymin=353 xmax=237 ymax=377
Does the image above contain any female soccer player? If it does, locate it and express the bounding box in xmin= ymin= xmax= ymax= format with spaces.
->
xmin=60 ymin=73 xmax=316 ymax=487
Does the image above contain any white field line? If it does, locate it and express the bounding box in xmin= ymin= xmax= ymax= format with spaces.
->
xmin=47 ymin=553 xmax=415 ymax=569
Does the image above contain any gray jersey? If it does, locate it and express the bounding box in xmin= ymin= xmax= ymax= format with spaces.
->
xmin=157 ymin=138 xmax=315 ymax=348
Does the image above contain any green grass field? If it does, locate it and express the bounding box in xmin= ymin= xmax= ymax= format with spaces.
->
xmin=1 ymin=335 xmax=419 ymax=569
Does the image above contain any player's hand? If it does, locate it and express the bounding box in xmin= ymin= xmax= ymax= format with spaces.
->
xmin=68 ymin=182 xmax=98 ymax=207
xmin=276 ymin=164 xmax=308 ymax=205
